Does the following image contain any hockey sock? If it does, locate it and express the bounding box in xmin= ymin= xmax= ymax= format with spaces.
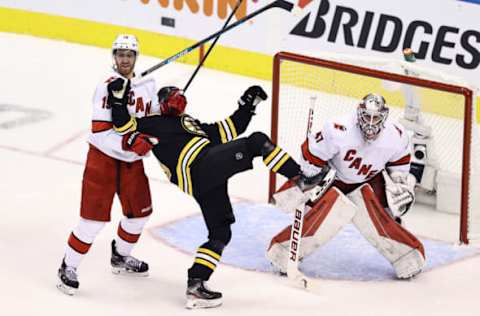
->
xmin=115 ymin=216 xmax=150 ymax=256
xmin=263 ymin=145 xmax=300 ymax=179
xmin=188 ymin=241 xmax=224 ymax=281
xmin=65 ymin=218 xmax=105 ymax=268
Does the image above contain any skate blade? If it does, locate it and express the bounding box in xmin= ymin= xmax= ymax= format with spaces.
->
xmin=185 ymin=297 xmax=222 ymax=309
xmin=56 ymin=282 xmax=77 ymax=296
xmin=398 ymin=269 xmax=422 ymax=280
xmin=111 ymin=267 xmax=149 ymax=277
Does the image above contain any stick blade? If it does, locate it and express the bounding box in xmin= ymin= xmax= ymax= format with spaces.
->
xmin=275 ymin=0 xmax=294 ymax=11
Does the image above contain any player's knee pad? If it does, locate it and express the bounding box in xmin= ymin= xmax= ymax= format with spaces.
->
xmin=246 ymin=131 xmax=274 ymax=157
xmin=209 ymin=225 xmax=232 ymax=246
xmin=348 ymin=184 xmax=425 ymax=279
xmin=267 ymin=187 xmax=357 ymax=273
xmin=74 ymin=217 xmax=106 ymax=244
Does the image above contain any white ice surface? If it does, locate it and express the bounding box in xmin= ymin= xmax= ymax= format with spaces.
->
xmin=0 ymin=33 xmax=479 ymax=316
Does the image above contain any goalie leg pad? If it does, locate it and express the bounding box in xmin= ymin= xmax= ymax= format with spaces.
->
xmin=349 ymin=184 xmax=425 ymax=279
xmin=267 ymin=187 xmax=357 ymax=273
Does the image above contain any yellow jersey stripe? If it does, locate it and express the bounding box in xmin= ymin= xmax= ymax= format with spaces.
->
xmin=217 ymin=121 xmax=228 ymax=143
xmin=176 ymin=137 xmax=203 ymax=192
xmin=198 ymin=247 xmax=221 ymax=260
xmin=263 ymin=146 xmax=281 ymax=165
xmin=113 ymin=116 xmax=137 ymax=135
xmin=226 ymin=117 xmax=237 ymax=139
xmin=185 ymin=140 xmax=210 ymax=195
xmin=176 ymin=137 xmax=210 ymax=194
xmin=271 ymin=153 xmax=290 ymax=172
xmin=194 ymin=258 xmax=216 ymax=271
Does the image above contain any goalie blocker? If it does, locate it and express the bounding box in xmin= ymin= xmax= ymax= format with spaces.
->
xmin=267 ymin=180 xmax=425 ymax=279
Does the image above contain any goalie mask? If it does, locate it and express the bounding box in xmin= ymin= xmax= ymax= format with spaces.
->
xmin=158 ymin=86 xmax=187 ymax=117
xmin=357 ymin=93 xmax=389 ymax=142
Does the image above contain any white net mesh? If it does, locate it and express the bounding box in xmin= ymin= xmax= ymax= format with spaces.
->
xmin=273 ymin=52 xmax=480 ymax=243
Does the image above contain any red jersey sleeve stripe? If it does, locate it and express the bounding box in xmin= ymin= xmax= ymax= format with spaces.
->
xmin=387 ymin=154 xmax=411 ymax=167
xmin=301 ymin=139 xmax=327 ymax=167
xmin=92 ymin=121 xmax=113 ymax=133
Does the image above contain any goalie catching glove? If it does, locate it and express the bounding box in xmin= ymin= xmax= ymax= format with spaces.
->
xmin=384 ymin=171 xmax=416 ymax=217
xmin=122 ymin=131 xmax=159 ymax=156
xmin=238 ymin=86 xmax=268 ymax=113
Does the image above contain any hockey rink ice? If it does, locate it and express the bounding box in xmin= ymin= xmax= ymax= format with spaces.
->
xmin=1 ymin=33 xmax=479 ymax=315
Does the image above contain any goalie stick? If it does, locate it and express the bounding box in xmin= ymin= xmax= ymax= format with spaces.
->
xmin=285 ymin=95 xmax=329 ymax=290
xmin=183 ymin=0 xmax=244 ymax=92
xmin=140 ymin=0 xmax=294 ymax=79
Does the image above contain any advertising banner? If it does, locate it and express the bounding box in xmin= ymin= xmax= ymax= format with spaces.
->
xmin=0 ymin=0 xmax=479 ymax=83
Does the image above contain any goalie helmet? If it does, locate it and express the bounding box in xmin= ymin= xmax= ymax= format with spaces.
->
xmin=158 ymin=86 xmax=187 ymax=117
xmin=112 ymin=34 xmax=139 ymax=55
xmin=357 ymin=93 xmax=389 ymax=142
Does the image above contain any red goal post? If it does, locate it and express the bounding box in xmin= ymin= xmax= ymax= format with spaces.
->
xmin=269 ymin=51 xmax=478 ymax=244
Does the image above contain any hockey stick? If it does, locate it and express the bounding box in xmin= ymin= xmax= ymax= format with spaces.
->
xmin=183 ymin=0 xmax=244 ymax=92
xmin=139 ymin=0 xmax=294 ymax=78
xmin=286 ymin=95 xmax=317 ymax=289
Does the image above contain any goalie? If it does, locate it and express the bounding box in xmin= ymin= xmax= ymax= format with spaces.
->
xmin=267 ymin=93 xmax=425 ymax=280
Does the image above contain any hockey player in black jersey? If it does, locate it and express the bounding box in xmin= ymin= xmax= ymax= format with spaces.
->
xmin=110 ymin=81 xmax=322 ymax=309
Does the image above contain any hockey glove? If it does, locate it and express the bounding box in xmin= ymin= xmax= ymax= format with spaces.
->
xmin=107 ymin=78 xmax=131 ymax=108
xmin=122 ymin=131 xmax=158 ymax=156
xmin=238 ymin=85 xmax=268 ymax=113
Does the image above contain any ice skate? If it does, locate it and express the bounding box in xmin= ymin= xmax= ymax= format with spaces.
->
xmin=111 ymin=240 xmax=149 ymax=276
xmin=185 ymin=278 xmax=222 ymax=309
xmin=57 ymin=259 xmax=79 ymax=296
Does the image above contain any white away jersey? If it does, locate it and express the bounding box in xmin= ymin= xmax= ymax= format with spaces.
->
xmin=301 ymin=113 xmax=411 ymax=184
xmin=88 ymin=72 xmax=159 ymax=162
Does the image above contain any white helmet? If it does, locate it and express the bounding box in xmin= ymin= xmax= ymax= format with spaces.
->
xmin=112 ymin=34 xmax=139 ymax=55
xmin=357 ymin=93 xmax=389 ymax=142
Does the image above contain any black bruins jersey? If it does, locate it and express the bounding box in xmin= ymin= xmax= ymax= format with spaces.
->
xmin=132 ymin=106 xmax=254 ymax=195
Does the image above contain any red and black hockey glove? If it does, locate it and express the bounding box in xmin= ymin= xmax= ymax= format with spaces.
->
xmin=122 ymin=131 xmax=158 ymax=156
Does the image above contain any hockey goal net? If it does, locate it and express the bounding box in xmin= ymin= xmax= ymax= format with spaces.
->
xmin=269 ymin=51 xmax=480 ymax=244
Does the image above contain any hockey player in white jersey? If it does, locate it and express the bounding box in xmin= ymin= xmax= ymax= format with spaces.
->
xmin=268 ymin=93 xmax=425 ymax=280
xmin=57 ymin=34 xmax=160 ymax=295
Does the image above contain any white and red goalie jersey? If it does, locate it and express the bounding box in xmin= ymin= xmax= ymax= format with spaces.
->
xmin=268 ymin=113 xmax=424 ymax=280
xmin=88 ymin=72 xmax=159 ymax=162
xmin=301 ymin=113 xmax=411 ymax=183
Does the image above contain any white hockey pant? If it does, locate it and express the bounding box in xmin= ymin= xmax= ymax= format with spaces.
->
xmin=267 ymin=187 xmax=357 ymax=273
xmin=349 ymin=184 xmax=425 ymax=279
